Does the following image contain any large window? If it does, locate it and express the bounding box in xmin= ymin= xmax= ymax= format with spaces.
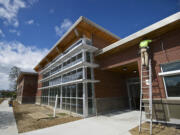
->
xmin=40 ymin=43 xmax=96 ymax=116
xmin=61 ymin=83 xmax=83 ymax=114
xmin=62 ymin=68 xmax=82 ymax=83
xmin=161 ymin=61 xmax=180 ymax=98
xmin=42 ymin=81 xmax=49 ymax=87
xmin=43 ymin=72 xmax=50 ymax=79
xmin=49 ymin=76 xmax=61 ymax=86
xmin=62 ymin=52 xmax=82 ymax=69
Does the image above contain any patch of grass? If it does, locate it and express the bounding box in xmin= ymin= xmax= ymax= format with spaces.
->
xmin=57 ymin=113 xmax=67 ymax=116
xmin=47 ymin=113 xmax=68 ymax=117
xmin=47 ymin=114 xmax=53 ymax=117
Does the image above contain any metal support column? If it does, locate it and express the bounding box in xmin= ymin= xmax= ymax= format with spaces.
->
xmin=60 ymin=75 xmax=63 ymax=109
xmin=82 ymin=49 xmax=88 ymax=117
xmin=48 ymin=88 xmax=50 ymax=106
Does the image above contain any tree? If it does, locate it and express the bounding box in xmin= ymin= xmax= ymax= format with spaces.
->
xmin=9 ymin=66 xmax=21 ymax=91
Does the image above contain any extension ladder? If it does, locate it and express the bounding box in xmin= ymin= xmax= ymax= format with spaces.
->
xmin=139 ymin=59 xmax=153 ymax=135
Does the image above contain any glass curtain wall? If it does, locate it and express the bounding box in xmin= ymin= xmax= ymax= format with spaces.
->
xmin=40 ymin=40 xmax=96 ymax=117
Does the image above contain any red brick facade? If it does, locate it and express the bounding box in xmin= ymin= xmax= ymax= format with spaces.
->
xmin=17 ymin=73 xmax=38 ymax=104
xmin=95 ymin=29 xmax=180 ymax=100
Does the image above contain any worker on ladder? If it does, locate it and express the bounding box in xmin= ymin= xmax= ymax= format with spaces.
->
xmin=139 ymin=38 xmax=152 ymax=68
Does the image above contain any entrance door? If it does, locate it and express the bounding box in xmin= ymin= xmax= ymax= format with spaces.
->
xmin=127 ymin=79 xmax=140 ymax=110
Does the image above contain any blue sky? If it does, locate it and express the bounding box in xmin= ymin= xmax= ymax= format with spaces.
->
xmin=0 ymin=0 xmax=179 ymax=89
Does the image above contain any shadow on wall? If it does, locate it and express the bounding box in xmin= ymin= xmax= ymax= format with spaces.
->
xmin=150 ymin=47 xmax=168 ymax=122
xmin=104 ymin=110 xmax=133 ymax=117
xmin=0 ymin=111 xmax=16 ymax=129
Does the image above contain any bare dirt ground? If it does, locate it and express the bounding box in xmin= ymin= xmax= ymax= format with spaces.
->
xmin=13 ymin=101 xmax=81 ymax=133
xmin=130 ymin=122 xmax=180 ymax=135
xmin=0 ymin=98 xmax=4 ymax=104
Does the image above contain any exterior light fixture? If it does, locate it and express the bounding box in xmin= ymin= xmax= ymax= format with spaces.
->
xmin=133 ymin=70 xmax=137 ymax=73
xmin=122 ymin=67 xmax=127 ymax=71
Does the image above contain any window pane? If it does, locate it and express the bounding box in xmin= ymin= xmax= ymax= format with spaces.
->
xmin=62 ymin=103 xmax=65 ymax=109
xmin=77 ymin=68 xmax=83 ymax=79
xmin=87 ymin=68 xmax=91 ymax=79
xmin=71 ymin=56 xmax=76 ymax=63
xmin=66 ymin=98 xmax=70 ymax=104
xmin=88 ymin=99 xmax=94 ymax=115
xmin=66 ymin=104 xmax=70 ymax=111
xmin=164 ymin=75 xmax=180 ymax=97
xmin=62 ymin=86 xmax=66 ymax=97
xmin=77 ymin=83 xmax=83 ymax=97
xmin=71 ymin=104 xmax=76 ymax=113
xmin=77 ymin=53 xmax=82 ymax=60
xmin=58 ymin=87 xmax=61 ymax=96
xmin=66 ymin=87 xmax=70 ymax=97
xmin=71 ymin=85 xmax=76 ymax=97
xmin=86 ymin=52 xmax=91 ymax=63
xmin=77 ymin=99 xmax=83 ymax=114
xmin=71 ymin=98 xmax=76 ymax=113
xmin=162 ymin=61 xmax=180 ymax=72
xmin=87 ymin=83 xmax=92 ymax=98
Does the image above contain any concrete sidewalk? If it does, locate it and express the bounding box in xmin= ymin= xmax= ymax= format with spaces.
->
xmin=21 ymin=110 xmax=142 ymax=135
xmin=0 ymin=100 xmax=18 ymax=135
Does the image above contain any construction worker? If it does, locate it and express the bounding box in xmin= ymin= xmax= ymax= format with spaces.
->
xmin=139 ymin=39 xmax=152 ymax=67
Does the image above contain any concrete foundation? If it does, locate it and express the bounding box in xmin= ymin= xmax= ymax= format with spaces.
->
xmin=35 ymin=96 xmax=41 ymax=105
xmin=143 ymin=99 xmax=180 ymax=124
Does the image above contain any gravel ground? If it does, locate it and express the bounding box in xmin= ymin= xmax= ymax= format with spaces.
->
xmin=13 ymin=101 xmax=81 ymax=133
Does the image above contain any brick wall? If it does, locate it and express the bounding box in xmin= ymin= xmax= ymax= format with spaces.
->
xmin=94 ymin=69 xmax=128 ymax=98
xmin=96 ymin=29 xmax=180 ymax=99
xmin=16 ymin=74 xmax=38 ymax=104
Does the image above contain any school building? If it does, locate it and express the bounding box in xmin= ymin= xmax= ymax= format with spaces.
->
xmin=34 ymin=12 xmax=180 ymax=123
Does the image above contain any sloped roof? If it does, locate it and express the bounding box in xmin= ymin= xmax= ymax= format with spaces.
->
xmin=34 ymin=16 xmax=120 ymax=71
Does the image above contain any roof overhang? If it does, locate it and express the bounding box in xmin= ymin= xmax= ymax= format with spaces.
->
xmin=96 ymin=12 xmax=180 ymax=56
xmin=34 ymin=16 xmax=120 ymax=71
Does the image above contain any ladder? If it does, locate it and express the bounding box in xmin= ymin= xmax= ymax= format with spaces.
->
xmin=139 ymin=59 xmax=153 ymax=135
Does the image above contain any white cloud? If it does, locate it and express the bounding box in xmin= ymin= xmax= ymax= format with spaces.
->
xmin=54 ymin=19 xmax=72 ymax=37
xmin=0 ymin=73 xmax=9 ymax=90
xmin=0 ymin=0 xmax=26 ymax=27
xmin=0 ymin=0 xmax=39 ymax=27
xmin=9 ymin=29 xmax=20 ymax=36
xmin=25 ymin=19 xmax=34 ymax=25
xmin=0 ymin=41 xmax=48 ymax=89
xmin=0 ymin=29 xmax=5 ymax=37
xmin=27 ymin=0 xmax=39 ymax=5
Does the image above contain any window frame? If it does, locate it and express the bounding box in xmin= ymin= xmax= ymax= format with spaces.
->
xmin=160 ymin=61 xmax=180 ymax=99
